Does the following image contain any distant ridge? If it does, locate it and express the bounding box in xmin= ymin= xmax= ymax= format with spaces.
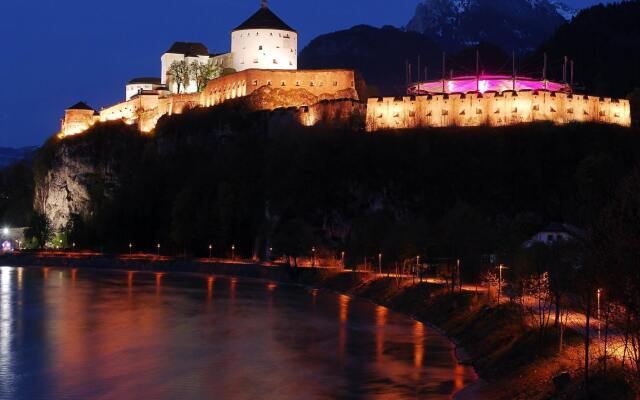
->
xmin=405 ymin=0 xmax=570 ymax=52
xmin=0 ymin=146 xmax=38 ymax=167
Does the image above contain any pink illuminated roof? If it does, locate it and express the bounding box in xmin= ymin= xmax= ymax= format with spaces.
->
xmin=407 ymin=75 xmax=570 ymax=95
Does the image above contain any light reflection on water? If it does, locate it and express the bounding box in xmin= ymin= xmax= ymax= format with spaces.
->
xmin=0 ymin=266 xmax=476 ymax=399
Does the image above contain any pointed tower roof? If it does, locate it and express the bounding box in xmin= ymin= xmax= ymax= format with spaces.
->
xmin=67 ymin=101 xmax=95 ymax=111
xmin=233 ymin=3 xmax=296 ymax=33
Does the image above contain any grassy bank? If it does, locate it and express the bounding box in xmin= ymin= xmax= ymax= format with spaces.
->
xmin=292 ymin=269 xmax=633 ymax=400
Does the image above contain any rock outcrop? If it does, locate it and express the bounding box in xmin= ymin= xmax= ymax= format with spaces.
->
xmin=34 ymin=123 xmax=148 ymax=230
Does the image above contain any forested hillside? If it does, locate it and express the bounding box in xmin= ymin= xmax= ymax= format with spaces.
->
xmin=31 ymin=104 xmax=640 ymax=279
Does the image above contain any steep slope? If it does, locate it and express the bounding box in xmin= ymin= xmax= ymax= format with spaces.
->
xmin=299 ymin=25 xmax=442 ymax=96
xmin=532 ymin=1 xmax=640 ymax=99
xmin=406 ymin=0 xmax=571 ymax=52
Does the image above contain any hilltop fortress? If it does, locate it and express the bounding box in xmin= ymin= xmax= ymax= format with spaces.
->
xmin=59 ymin=2 xmax=631 ymax=138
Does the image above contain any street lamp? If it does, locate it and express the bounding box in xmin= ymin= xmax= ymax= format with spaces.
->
xmin=209 ymin=244 xmax=213 ymax=259
xmin=2 ymin=227 xmax=8 ymax=236
xmin=157 ymin=243 xmax=161 ymax=256
xmin=498 ymin=264 xmax=507 ymax=304
xmin=231 ymin=244 xmax=235 ymax=260
xmin=378 ymin=253 xmax=382 ymax=275
xmin=312 ymin=247 xmax=316 ymax=267
xmin=129 ymin=243 xmax=133 ymax=255
xmin=72 ymin=242 xmax=76 ymax=251
xmin=597 ymin=288 xmax=603 ymax=340
xmin=597 ymin=288 xmax=602 ymax=320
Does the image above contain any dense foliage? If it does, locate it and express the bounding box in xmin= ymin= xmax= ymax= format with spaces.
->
xmin=533 ymin=1 xmax=640 ymax=99
xmin=0 ymin=160 xmax=34 ymax=227
xmin=32 ymin=105 xmax=640 ymax=272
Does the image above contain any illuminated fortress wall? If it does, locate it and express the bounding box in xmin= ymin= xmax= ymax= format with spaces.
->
xmin=61 ymin=108 xmax=97 ymax=136
xmin=366 ymin=91 xmax=631 ymax=131
xmin=60 ymin=69 xmax=358 ymax=137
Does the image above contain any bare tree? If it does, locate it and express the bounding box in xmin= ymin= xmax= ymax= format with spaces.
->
xmin=167 ymin=60 xmax=191 ymax=94
xmin=191 ymin=60 xmax=223 ymax=92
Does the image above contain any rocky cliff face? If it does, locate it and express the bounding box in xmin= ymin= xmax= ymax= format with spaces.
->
xmin=34 ymin=124 xmax=147 ymax=230
xmin=35 ymin=144 xmax=94 ymax=230
xmin=34 ymin=99 xmax=366 ymax=231
xmin=406 ymin=0 xmax=573 ymax=52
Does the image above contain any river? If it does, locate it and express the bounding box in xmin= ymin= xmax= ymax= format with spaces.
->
xmin=0 ymin=266 xmax=476 ymax=399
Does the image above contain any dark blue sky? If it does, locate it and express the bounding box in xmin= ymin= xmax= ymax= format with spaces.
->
xmin=0 ymin=0 xmax=613 ymax=147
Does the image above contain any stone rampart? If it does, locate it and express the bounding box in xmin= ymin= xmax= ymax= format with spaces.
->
xmin=366 ymin=91 xmax=631 ymax=131
xmin=60 ymin=69 xmax=359 ymax=137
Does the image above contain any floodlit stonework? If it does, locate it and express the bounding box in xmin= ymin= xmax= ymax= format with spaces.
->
xmin=58 ymin=2 xmax=633 ymax=139
xmin=59 ymin=68 xmax=359 ymax=137
xmin=366 ymin=91 xmax=631 ymax=131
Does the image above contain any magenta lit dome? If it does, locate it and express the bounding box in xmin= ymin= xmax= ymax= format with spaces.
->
xmin=408 ymin=75 xmax=571 ymax=95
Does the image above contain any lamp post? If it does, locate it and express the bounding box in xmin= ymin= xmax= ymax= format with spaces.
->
xmin=498 ymin=264 xmax=506 ymax=304
xmin=129 ymin=243 xmax=132 ymax=255
xmin=312 ymin=247 xmax=316 ymax=267
xmin=341 ymin=251 xmax=345 ymax=269
xmin=417 ymin=255 xmax=421 ymax=282
xmin=378 ymin=253 xmax=382 ymax=275
xmin=231 ymin=244 xmax=235 ymax=261
xmin=209 ymin=244 xmax=213 ymax=259
xmin=157 ymin=243 xmax=160 ymax=257
xmin=597 ymin=288 xmax=602 ymax=340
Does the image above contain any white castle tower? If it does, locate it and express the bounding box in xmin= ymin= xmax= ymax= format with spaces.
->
xmin=231 ymin=1 xmax=298 ymax=72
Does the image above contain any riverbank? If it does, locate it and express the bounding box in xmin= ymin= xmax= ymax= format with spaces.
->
xmin=0 ymin=252 xmax=601 ymax=399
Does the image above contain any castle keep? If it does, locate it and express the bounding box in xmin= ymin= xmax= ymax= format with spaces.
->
xmin=60 ymin=2 xmax=360 ymax=137
xmin=59 ymin=2 xmax=631 ymax=138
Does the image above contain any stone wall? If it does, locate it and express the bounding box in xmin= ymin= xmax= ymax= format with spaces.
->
xmin=366 ymin=91 xmax=632 ymax=131
xmin=60 ymin=69 xmax=359 ymax=137
xmin=61 ymin=109 xmax=97 ymax=137
xmin=267 ymin=99 xmax=366 ymax=130
xmin=201 ymin=68 xmax=358 ymax=107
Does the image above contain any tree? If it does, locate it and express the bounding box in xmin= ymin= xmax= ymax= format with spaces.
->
xmin=26 ymin=211 xmax=53 ymax=249
xmin=589 ymin=165 xmax=640 ymax=383
xmin=192 ymin=60 xmax=223 ymax=92
xmin=167 ymin=60 xmax=191 ymax=93
xmin=272 ymin=218 xmax=314 ymax=268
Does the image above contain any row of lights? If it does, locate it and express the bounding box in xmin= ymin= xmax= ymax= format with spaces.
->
xmin=125 ymin=242 xmax=238 ymax=258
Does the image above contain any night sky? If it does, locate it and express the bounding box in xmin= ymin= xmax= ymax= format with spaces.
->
xmin=0 ymin=0 xmax=616 ymax=147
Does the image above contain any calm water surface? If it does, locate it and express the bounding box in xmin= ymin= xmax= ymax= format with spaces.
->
xmin=0 ymin=266 xmax=475 ymax=399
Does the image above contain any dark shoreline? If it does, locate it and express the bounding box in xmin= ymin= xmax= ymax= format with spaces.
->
xmin=1 ymin=252 xmax=488 ymax=399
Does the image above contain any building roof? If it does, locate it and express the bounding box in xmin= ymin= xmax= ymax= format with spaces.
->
xmin=233 ymin=6 xmax=296 ymax=32
xmin=165 ymin=42 xmax=209 ymax=57
xmin=67 ymin=101 xmax=95 ymax=111
xmin=540 ymin=223 xmax=584 ymax=238
xmin=128 ymin=77 xmax=162 ymax=85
